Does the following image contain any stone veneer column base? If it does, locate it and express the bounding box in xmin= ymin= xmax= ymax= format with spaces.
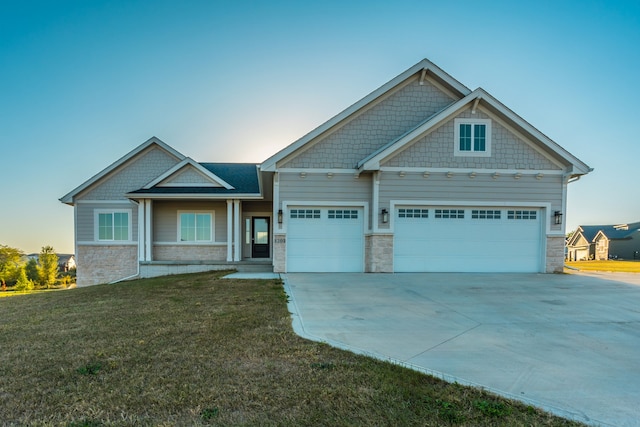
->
xmin=273 ymin=234 xmax=286 ymax=273
xmin=365 ymin=234 xmax=393 ymax=273
xmin=546 ymin=236 xmax=565 ymax=273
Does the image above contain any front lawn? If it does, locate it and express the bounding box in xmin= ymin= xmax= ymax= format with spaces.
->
xmin=0 ymin=272 xmax=583 ymax=426
xmin=565 ymin=260 xmax=640 ymax=273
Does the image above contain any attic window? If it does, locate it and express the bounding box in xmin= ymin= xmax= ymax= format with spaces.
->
xmin=454 ymin=118 xmax=491 ymax=157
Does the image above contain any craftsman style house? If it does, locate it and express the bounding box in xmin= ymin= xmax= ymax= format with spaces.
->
xmin=61 ymin=59 xmax=592 ymax=286
xmin=567 ymin=222 xmax=640 ymax=261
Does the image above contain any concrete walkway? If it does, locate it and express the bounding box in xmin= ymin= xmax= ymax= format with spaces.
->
xmin=282 ymin=272 xmax=640 ymax=427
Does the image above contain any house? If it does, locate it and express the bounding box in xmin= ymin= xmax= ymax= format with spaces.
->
xmin=567 ymin=222 xmax=640 ymax=260
xmin=25 ymin=253 xmax=76 ymax=271
xmin=57 ymin=254 xmax=77 ymax=272
xmin=60 ymin=59 xmax=592 ymax=286
xmin=566 ymin=225 xmax=604 ymax=261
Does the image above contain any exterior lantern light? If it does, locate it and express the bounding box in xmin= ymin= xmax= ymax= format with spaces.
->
xmin=277 ymin=209 xmax=283 ymax=224
xmin=554 ymin=210 xmax=563 ymax=225
xmin=381 ymin=208 xmax=389 ymax=224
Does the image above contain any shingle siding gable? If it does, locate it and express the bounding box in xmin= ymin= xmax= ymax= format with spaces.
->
xmin=79 ymin=147 xmax=180 ymax=200
xmin=281 ymin=77 xmax=456 ymax=169
xmin=383 ymin=110 xmax=561 ymax=170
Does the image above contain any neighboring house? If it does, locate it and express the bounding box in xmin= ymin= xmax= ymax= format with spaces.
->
xmin=57 ymin=254 xmax=77 ymax=272
xmin=60 ymin=59 xmax=592 ymax=286
xmin=566 ymin=225 xmax=604 ymax=261
xmin=567 ymin=222 xmax=640 ymax=260
xmin=25 ymin=253 xmax=76 ymax=271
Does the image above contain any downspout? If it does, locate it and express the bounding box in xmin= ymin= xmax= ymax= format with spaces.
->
xmin=110 ymin=199 xmax=141 ymax=284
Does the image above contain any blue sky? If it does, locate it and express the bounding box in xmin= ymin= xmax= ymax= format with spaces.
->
xmin=1 ymin=0 xmax=639 ymax=254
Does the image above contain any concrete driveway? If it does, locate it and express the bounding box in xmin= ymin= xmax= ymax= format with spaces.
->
xmin=282 ymin=272 xmax=640 ymax=427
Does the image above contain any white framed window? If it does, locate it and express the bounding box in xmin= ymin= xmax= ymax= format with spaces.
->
xmin=472 ymin=209 xmax=501 ymax=219
xmin=96 ymin=210 xmax=131 ymax=241
xmin=290 ymin=209 xmax=320 ymax=219
xmin=178 ymin=211 xmax=213 ymax=242
xmin=435 ymin=209 xmax=465 ymax=219
xmin=454 ymin=118 xmax=491 ymax=157
xmin=398 ymin=208 xmax=429 ymax=218
xmin=507 ymin=210 xmax=537 ymax=220
xmin=328 ymin=209 xmax=358 ymax=219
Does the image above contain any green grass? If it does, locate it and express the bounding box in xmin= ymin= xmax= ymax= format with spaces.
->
xmin=565 ymin=259 xmax=640 ymax=273
xmin=0 ymin=271 xmax=584 ymax=426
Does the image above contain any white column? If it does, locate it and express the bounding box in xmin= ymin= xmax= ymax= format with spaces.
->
xmin=138 ymin=200 xmax=145 ymax=261
xmin=144 ymin=199 xmax=152 ymax=261
xmin=226 ymin=200 xmax=233 ymax=262
xmin=233 ymin=199 xmax=241 ymax=261
xmin=273 ymin=172 xmax=280 ymax=231
xmin=372 ymin=171 xmax=380 ymax=232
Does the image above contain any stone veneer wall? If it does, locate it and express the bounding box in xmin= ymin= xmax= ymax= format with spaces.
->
xmin=365 ymin=234 xmax=393 ymax=272
xmin=77 ymin=245 xmax=138 ymax=287
xmin=273 ymin=234 xmax=286 ymax=273
xmin=153 ymin=245 xmax=227 ymax=262
xmin=546 ymin=236 xmax=565 ymax=273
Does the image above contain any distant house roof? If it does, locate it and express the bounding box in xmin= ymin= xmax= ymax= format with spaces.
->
xmin=595 ymin=222 xmax=640 ymax=240
xmin=127 ymin=163 xmax=262 ymax=198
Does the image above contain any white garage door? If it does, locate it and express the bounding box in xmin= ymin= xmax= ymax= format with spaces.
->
xmin=394 ymin=207 xmax=542 ymax=272
xmin=287 ymin=207 xmax=364 ymax=272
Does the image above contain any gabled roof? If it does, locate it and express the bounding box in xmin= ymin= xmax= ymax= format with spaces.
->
xmin=260 ymin=58 xmax=471 ymax=171
xmin=143 ymin=158 xmax=234 ymax=190
xmin=357 ymin=88 xmax=592 ymax=176
xmin=127 ymin=163 xmax=262 ymax=199
xmin=59 ymin=136 xmax=185 ymax=205
xmin=594 ymin=222 xmax=640 ymax=241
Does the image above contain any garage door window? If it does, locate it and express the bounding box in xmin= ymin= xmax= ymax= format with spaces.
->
xmin=328 ymin=209 xmax=358 ymax=219
xmin=290 ymin=209 xmax=320 ymax=219
xmin=435 ymin=209 xmax=464 ymax=219
xmin=398 ymin=208 xmax=429 ymax=218
xmin=472 ymin=209 xmax=501 ymax=219
xmin=507 ymin=210 xmax=537 ymax=220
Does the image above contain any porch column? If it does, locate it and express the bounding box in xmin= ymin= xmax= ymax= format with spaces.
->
xmin=226 ymin=200 xmax=233 ymax=262
xmin=233 ymin=199 xmax=241 ymax=261
xmin=144 ymin=199 xmax=152 ymax=261
xmin=138 ymin=199 xmax=145 ymax=261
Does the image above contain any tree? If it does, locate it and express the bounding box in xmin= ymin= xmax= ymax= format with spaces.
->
xmin=14 ymin=266 xmax=34 ymax=291
xmin=0 ymin=245 xmax=24 ymax=288
xmin=25 ymin=258 xmax=39 ymax=283
xmin=38 ymin=246 xmax=59 ymax=289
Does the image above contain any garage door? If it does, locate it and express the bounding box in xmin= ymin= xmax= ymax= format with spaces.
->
xmin=287 ymin=207 xmax=364 ymax=272
xmin=394 ymin=207 xmax=542 ymax=272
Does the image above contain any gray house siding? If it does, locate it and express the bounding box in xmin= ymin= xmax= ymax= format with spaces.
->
xmin=609 ymin=234 xmax=640 ymax=259
xmin=280 ymin=77 xmax=456 ymax=169
xmin=79 ymin=146 xmax=181 ymax=200
xmin=382 ymin=110 xmax=562 ymax=170
xmin=152 ymin=200 xmax=228 ymax=243
xmin=76 ymin=202 xmax=139 ymax=242
xmin=278 ymin=172 xmax=372 ymax=227
xmin=377 ymin=173 xmax=563 ymax=232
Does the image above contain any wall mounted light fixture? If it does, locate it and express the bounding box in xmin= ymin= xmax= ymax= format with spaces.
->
xmin=381 ymin=208 xmax=389 ymax=224
xmin=277 ymin=209 xmax=283 ymax=224
xmin=554 ymin=210 xmax=563 ymax=225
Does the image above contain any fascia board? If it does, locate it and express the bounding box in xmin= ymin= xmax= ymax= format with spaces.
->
xmin=126 ymin=193 xmax=263 ymax=200
xmin=143 ymin=158 xmax=235 ymax=190
xmin=261 ymin=59 xmax=471 ymax=172
xmin=59 ymin=136 xmax=185 ymax=204
xmin=360 ymin=87 xmax=593 ymax=175
xmin=475 ymin=89 xmax=593 ymax=175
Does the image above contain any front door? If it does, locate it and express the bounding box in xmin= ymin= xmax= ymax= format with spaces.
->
xmin=251 ymin=217 xmax=270 ymax=258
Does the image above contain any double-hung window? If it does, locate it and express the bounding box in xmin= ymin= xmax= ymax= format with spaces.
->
xmin=179 ymin=212 xmax=213 ymax=242
xmin=96 ymin=210 xmax=131 ymax=241
xmin=454 ymin=118 xmax=491 ymax=157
